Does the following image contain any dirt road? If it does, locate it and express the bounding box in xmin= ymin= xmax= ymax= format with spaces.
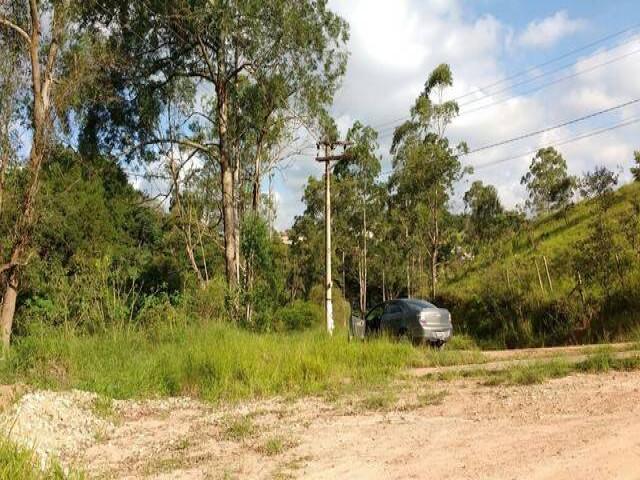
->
xmin=3 ymin=350 xmax=640 ymax=479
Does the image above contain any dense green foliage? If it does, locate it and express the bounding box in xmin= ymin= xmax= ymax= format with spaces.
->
xmin=2 ymin=0 xmax=640 ymax=384
xmin=520 ymin=147 xmax=577 ymax=214
xmin=441 ymin=181 xmax=640 ymax=348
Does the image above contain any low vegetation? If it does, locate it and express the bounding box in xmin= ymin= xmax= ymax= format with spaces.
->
xmin=416 ymin=389 xmax=448 ymax=406
xmin=441 ymin=182 xmax=640 ymax=348
xmin=258 ymin=436 xmax=293 ymax=457
xmin=427 ymin=351 xmax=640 ymax=386
xmin=12 ymin=309 xmax=638 ymax=405
xmin=220 ymin=415 xmax=256 ymax=442
xmin=1 ymin=321 xmax=481 ymax=403
xmin=0 ymin=437 xmax=82 ymax=479
xmin=359 ymin=390 xmax=397 ymax=411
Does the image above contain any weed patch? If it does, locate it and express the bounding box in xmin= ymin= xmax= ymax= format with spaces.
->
xmin=0 ymin=323 xmax=481 ymax=404
xmin=257 ymin=436 xmax=295 ymax=456
xmin=577 ymin=352 xmax=640 ymax=373
xmin=220 ymin=415 xmax=255 ymax=442
xmin=417 ymin=390 xmax=448 ymax=406
xmin=359 ymin=391 xmax=396 ymax=411
xmin=91 ymin=395 xmax=116 ymax=421
xmin=0 ymin=437 xmax=83 ymax=479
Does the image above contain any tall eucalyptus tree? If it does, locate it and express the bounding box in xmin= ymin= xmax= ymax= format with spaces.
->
xmin=390 ymin=64 xmax=468 ymax=298
xmin=80 ymin=0 xmax=349 ymax=289
xmin=0 ymin=0 xmax=86 ymax=346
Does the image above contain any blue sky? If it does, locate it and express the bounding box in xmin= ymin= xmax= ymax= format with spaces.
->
xmin=475 ymin=0 xmax=640 ymax=70
xmin=271 ymin=0 xmax=640 ymax=229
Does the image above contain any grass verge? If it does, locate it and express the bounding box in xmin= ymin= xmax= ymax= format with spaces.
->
xmin=427 ymin=351 xmax=640 ymax=386
xmin=0 ymin=437 xmax=83 ymax=479
xmin=0 ymin=322 xmax=483 ymax=404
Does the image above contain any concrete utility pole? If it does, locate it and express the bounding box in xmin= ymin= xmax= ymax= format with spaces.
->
xmin=316 ymin=139 xmax=351 ymax=335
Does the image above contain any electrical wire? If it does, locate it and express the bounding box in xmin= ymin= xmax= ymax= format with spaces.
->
xmin=456 ymin=34 xmax=640 ymax=110
xmin=453 ymin=21 xmax=640 ymax=102
xmin=471 ymin=115 xmax=640 ymax=170
xmin=372 ymin=30 xmax=640 ymax=136
xmin=374 ymin=46 xmax=640 ymax=141
xmin=462 ymin=97 xmax=640 ymax=156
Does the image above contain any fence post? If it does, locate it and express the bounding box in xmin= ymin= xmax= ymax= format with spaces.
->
xmin=534 ymin=258 xmax=545 ymax=295
xmin=543 ymin=255 xmax=553 ymax=293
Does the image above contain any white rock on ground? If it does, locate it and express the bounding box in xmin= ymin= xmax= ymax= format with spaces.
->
xmin=0 ymin=390 xmax=115 ymax=470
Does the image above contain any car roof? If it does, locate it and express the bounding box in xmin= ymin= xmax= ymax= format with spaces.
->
xmin=368 ymin=298 xmax=436 ymax=312
xmin=396 ymin=298 xmax=436 ymax=308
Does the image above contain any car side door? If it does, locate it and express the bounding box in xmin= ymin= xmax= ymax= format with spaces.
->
xmin=381 ymin=302 xmax=403 ymax=335
xmin=365 ymin=304 xmax=385 ymax=335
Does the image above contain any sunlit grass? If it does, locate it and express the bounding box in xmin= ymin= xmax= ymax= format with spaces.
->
xmin=0 ymin=437 xmax=83 ymax=479
xmin=0 ymin=322 xmax=482 ymax=404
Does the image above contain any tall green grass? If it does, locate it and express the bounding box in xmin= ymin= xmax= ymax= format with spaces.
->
xmin=0 ymin=322 xmax=486 ymax=403
xmin=0 ymin=437 xmax=82 ymax=479
xmin=1 ymin=322 xmax=453 ymax=403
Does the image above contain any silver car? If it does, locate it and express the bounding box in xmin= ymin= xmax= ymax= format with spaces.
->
xmin=353 ymin=298 xmax=453 ymax=346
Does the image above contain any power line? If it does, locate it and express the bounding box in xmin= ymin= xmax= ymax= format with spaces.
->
xmin=453 ymin=21 xmax=640 ymax=103
xmin=457 ymin=34 xmax=640 ymax=110
xmin=378 ymin=45 xmax=640 ymax=138
xmin=375 ymin=114 xmax=640 ymax=177
xmin=463 ymin=97 xmax=640 ymax=156
xmin=372 ymin=31 xmax=640 ymax=137
xmin=370 ymin=22 xmax=640 ymax=131
xmin=471 ymin=115 xmax=640 ymax=171
xmin=375 ymin=44 xmax=640 ymax=140
xmin=457 ymin=46 xmax=640 ymax=118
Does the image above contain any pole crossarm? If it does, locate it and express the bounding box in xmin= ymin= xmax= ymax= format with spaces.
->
xmin=315 ymin=153 xmax=353 ymax=162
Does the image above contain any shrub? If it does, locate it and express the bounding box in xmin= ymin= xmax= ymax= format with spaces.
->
xmin=445 ymin=334 xmax=478 ymax=351
xmin=184 ymin=275 xmax=229 ymax=322
xmin=275 ymin=301 xmax=323 ymax=331
xmin=308 ymin=285 xmax=350 ymax=328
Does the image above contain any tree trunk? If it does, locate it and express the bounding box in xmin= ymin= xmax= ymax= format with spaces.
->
xmin=216 ymin=76 xmax=239 ymax=288
xmin=382 ymin=269 xmax=386 ymax=302
xmin=0 ymin=0 xmax=63 ymax=346
xmin=185 ymin=242 xmax=204 ymax=285
xmin=233 ymin=152 xmax=241 ymax=284
xmin=358 ymin=254 xmax=364 ymax=315
xmin=220 ymin=163 xmax=238 ymax=288
xmin=0 ymin=269 xmax=18 ymax=348
xmin=357 ymin=200 xmax=367 ymax=315
xmin=430 ymin=247 xmax=437 ymax=299
xmin=406 ymin=263 xmax=411 ymax=298
xmin=430 ymin=188 xmax=439 ymax=299
xmin=168 ymin=153 xmax=205 ymax=285
xmin=251 ymin=142 xmax=263 ymax=211
xmin=0 ymin=144 xmax=6 ymax=215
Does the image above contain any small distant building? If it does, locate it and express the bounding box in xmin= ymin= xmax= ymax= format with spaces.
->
xmin=280 ymin=231 xmax=304 ymax=245
xmin=280 ymin=231 xmax=292 ymax=245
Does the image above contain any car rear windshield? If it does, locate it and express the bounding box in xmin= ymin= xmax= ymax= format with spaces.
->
xmin=404 ymin=299 xmax=436 ymax=309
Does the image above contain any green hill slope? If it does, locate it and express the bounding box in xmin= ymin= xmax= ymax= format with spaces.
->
xmin=440 ymin=181 xmax=640 ymax=348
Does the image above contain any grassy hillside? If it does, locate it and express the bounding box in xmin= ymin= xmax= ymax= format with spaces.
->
xmin=440 ymin=181 xmax=640 ymax=348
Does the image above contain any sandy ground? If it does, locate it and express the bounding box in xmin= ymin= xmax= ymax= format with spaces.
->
xmin=3 ymin=354 xmax=640 ymax=479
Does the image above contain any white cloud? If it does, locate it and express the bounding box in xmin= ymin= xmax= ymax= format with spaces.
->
xmin=517 ymin=10 xmax=587 ymax=49
xmin=273 ymin=0 xmax=507 ymax=228
xmin=272 ymin=3 xmax=640 ymax=229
